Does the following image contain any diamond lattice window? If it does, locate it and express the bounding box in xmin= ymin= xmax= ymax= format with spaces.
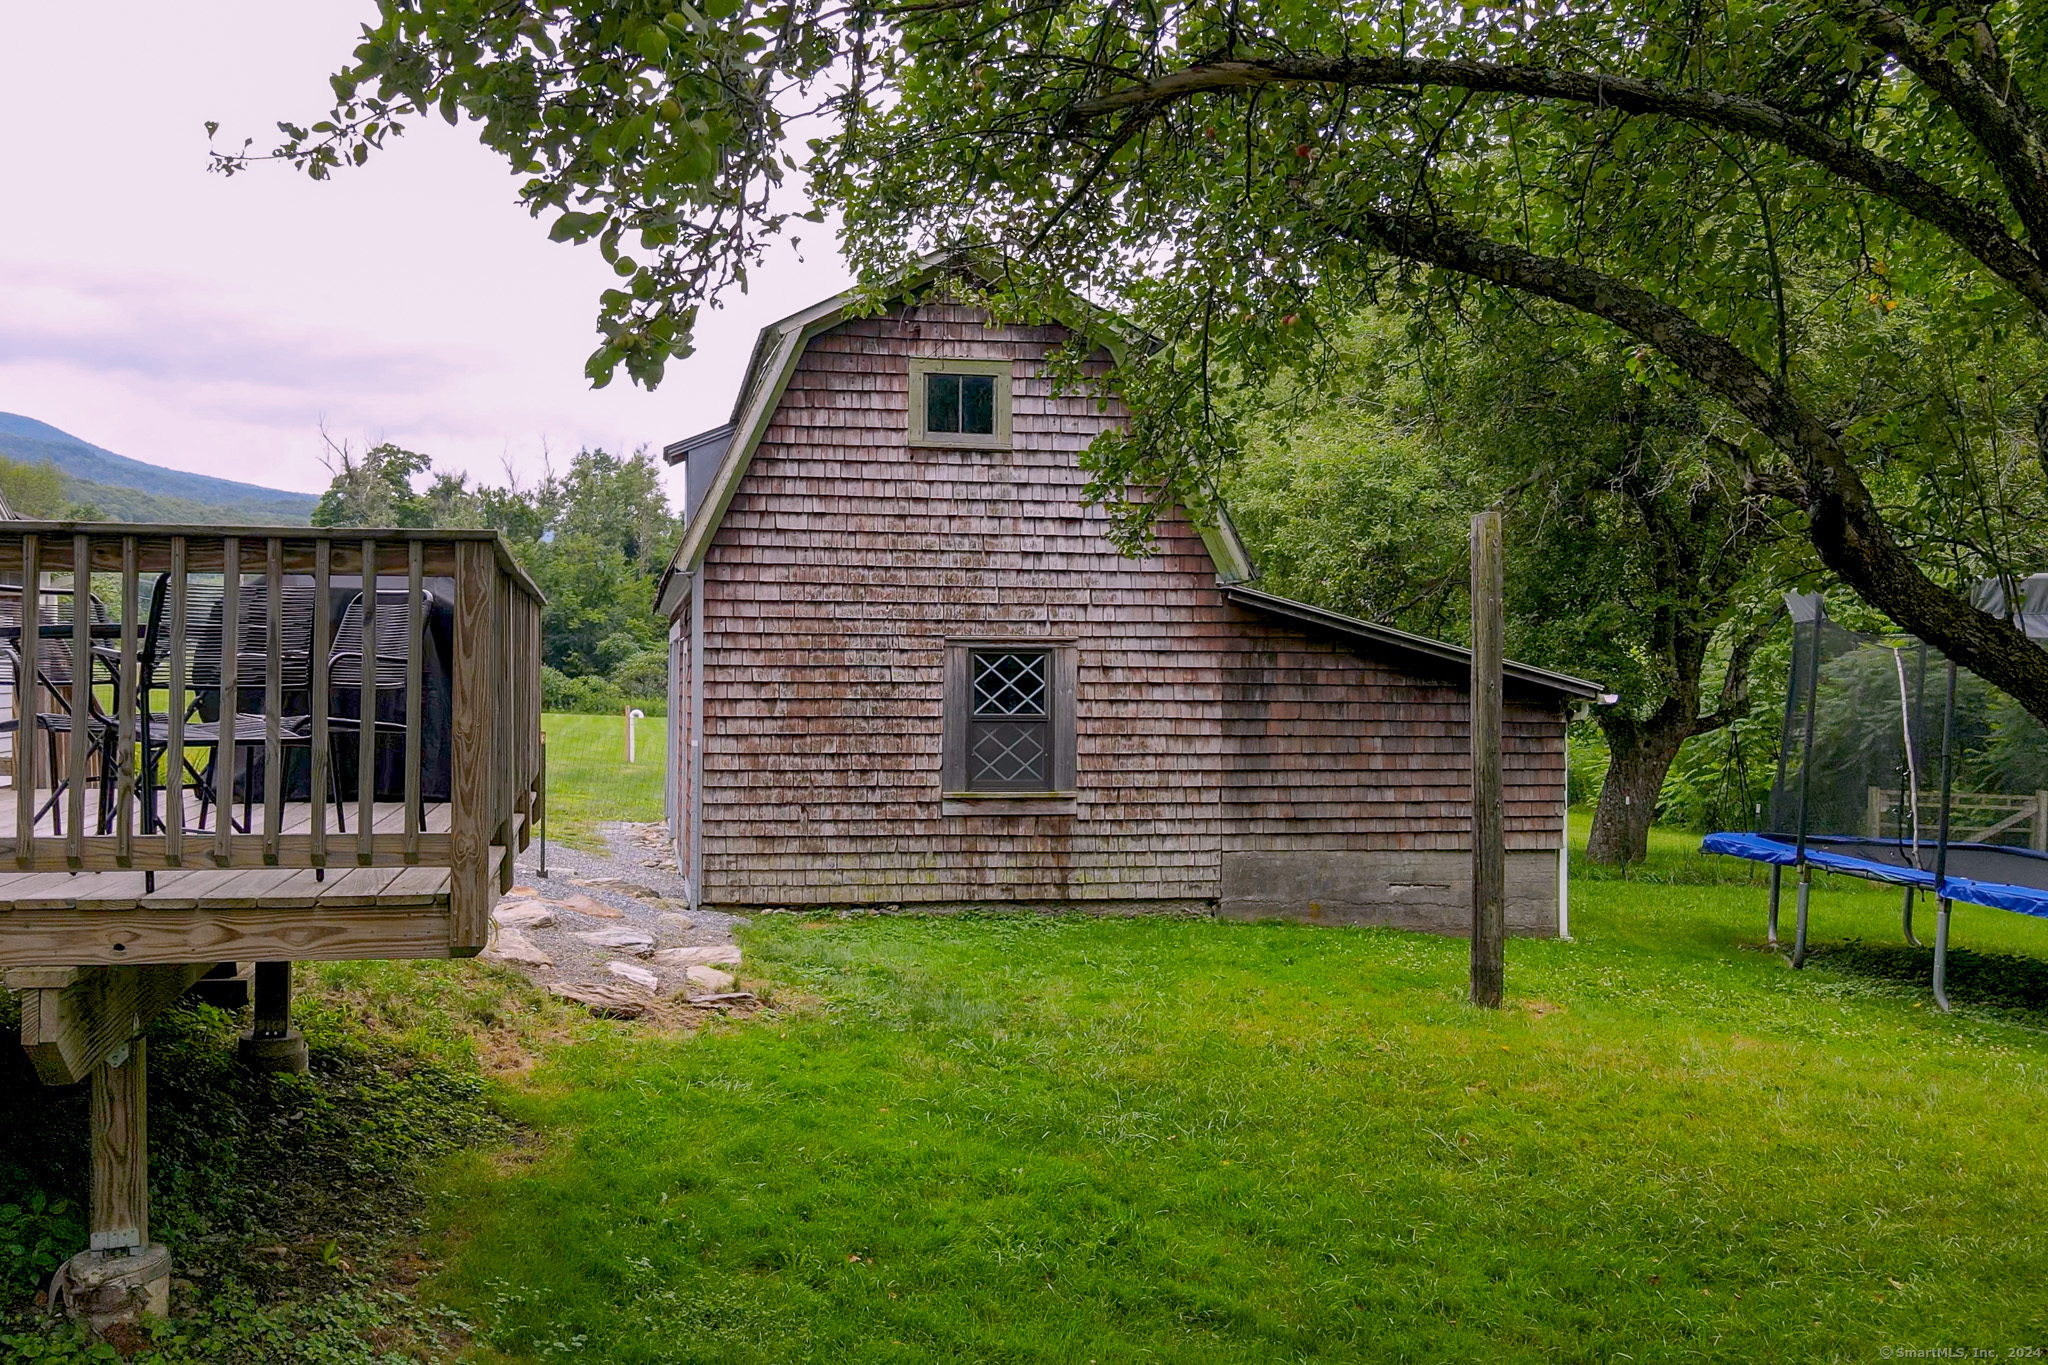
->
xmin=968 ymin=651 xmax=1051 ymax=789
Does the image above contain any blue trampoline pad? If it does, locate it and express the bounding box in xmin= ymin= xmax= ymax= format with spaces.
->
xmin=1702 ymin=832 xmax=2048 ymax=918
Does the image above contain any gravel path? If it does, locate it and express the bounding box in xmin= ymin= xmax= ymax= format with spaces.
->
xmin=488 ymin=822 xmax=749 ymax=1003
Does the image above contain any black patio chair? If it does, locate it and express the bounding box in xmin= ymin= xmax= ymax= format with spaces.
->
xmin=323 ymin=589 xmax=434 ymax=813
xmin=134 ymin=574 xmax=348 ymax=835
xmin=0 ymin=586 xmax=121 ymax=836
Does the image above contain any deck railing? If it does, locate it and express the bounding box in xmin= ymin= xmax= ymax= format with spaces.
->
xmin=0 ymin=524 xmax=542 ymax=959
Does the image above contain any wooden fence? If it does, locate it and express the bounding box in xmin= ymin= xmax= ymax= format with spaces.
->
xmin=1868 ymin=786 xmax=2048 ymax=849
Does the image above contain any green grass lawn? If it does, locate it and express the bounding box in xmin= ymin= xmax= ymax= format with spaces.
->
xmin=409 ymin=824 xmax=2048 ymax=1363
xmin=9 ymin=818 xmax=2047 ymax=1362
xmin=540 ymin=710 xmax=667 ymax=848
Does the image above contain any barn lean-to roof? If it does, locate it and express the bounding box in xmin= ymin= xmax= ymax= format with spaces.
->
xmin=654 ymin=259 xmax=1604 ymax=704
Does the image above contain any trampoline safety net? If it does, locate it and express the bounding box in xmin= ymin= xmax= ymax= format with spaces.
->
xmin=1707 ymin=579 xmax=2048 ymax=923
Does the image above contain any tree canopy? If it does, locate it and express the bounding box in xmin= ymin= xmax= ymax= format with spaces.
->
xmin=246 ymin=0 xmax=2048 ymax=725
xmin=1230 ymin=310 xmax=1793 ymax=860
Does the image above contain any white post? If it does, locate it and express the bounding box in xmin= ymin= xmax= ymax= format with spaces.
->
xmin=1559 ymin=732 xmax=1571 ymax=940
xmin=626 ymin=708 xmax=645 ymax=764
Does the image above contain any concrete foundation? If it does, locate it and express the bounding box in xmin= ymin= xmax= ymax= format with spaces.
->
xmin=1218 ymin=849 xmax=1562 ymax=936
xmin=237 ymin=1027 xmax=309 ymax=1075
xmin=53 ymin=1244 xmax=170 ymax=1336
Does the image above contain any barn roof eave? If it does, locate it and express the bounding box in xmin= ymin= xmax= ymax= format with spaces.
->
xmin=1224 ymin=585 xmax=1607 ymax=702
xmin=662 ymin=421 xmax=737 ymax=467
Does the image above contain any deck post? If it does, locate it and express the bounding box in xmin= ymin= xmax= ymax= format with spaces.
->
xmin=237 ymin=960 xmax=307 ymax=1074
xmin=52 ymin=1037 xmax=171 ymax=1336
xmin=91 ymin=1040 xmax=149 ymax=1251
xmin=449 ymin=540 xmax=495 ymax=954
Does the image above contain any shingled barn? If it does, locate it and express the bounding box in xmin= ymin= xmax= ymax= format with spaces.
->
xmin=654 ymin=263 xmax=1601 ymax=933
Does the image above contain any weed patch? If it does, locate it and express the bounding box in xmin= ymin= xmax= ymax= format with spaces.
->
xmin=0 ymin=987 xmax=509 ymax=1364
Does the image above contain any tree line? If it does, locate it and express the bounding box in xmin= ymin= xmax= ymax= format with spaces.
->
xmin=311 ymin=442 xmax=678 ymax=714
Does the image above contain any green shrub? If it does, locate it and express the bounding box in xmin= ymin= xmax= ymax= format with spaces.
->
xmin=608 ymin=649 xmax=668 ymax=699
xmin=0 ymin=1190 xmax=81 ymax=1299
xmin=541 ymin=667 xmax=626 ymax=715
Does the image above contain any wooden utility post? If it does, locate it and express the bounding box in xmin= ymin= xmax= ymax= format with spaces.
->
xmin=1470 ymin=512 xmax=1506 ymax=1008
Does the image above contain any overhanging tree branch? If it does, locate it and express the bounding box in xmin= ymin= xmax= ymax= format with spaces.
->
xmin=1059 ymin=54 xmax=2048 ymax=314
xmin=1697 ymin=614 xmax=1775 ymax=734
xmin=1317 ymin=201 xmax=2048 ymax=720
xmin=1842 ymin=0 xmax=2048 ymax=245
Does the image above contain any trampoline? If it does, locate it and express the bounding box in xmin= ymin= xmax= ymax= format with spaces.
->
xmin=1704 ymin=582 xmax=2048 ymax=1009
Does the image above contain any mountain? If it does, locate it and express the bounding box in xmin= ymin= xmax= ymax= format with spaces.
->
xmin=0 ymin=413 xmax=320 ymax=524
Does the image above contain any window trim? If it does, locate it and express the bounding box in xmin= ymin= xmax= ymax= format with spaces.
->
xmin=908 ymin=358 xmax=1014 ymax=449
xmin=941 ymin=639 xmax=1076 ymax=805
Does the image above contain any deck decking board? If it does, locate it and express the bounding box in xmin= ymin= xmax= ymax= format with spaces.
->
xmin=0 ymin=907 xmax=457 ymax=967
xmin=380 ymin=865 xmax=450 ymax=905
xmin=0 ymin=865 xmax=464 ymax=916
xmin=136 ymin=870 xmax=259 ymax=910
xmin=252 ymin=868 xmax=333 ymax=909
xmin=75 ymin=873 xmax=156 ymax=910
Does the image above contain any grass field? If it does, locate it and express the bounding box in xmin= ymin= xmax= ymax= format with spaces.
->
xmin=409 ymin=823 xmax=2048 ymax=1362
xmin=8 ymin=821 xmax=2048 ymax=1362
xmin=540 ymin=710 xmax=667 ymax=848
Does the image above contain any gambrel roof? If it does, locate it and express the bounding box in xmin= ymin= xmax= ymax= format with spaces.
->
xmin=654 ymin=259 xmax=1604 ymax=704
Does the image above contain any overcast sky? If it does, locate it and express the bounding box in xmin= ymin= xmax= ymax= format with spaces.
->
xmin=0 ymin=2 xmax=852 ymax=500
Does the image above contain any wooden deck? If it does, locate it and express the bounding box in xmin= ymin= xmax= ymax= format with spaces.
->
xmin=0 ymin=847 xmax=506 ymax=968
xmin=0 ymin=522 xmax=543 ymax=968
xmin=3 ymin=522 xmax=548 ymax=1325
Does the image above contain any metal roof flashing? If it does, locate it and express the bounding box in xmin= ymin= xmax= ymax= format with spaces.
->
xmin=1224 ymin=586 xmax=1606 ymax=702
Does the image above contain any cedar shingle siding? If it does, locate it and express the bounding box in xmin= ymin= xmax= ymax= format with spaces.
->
xmin=667 ymin=292 xmax=1584 ymax=932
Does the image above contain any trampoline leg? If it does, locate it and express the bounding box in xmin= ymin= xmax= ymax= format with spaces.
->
xmin=1933 ymin=898 xmax=1952 ymax=1013
xmin=1902 ymin=887 xmax=1923 ymax=948
xmin=1792 ymin=866 xmax=1811 ymax=969
xmin=1766 ymin=865 xmax=1782 ymax=946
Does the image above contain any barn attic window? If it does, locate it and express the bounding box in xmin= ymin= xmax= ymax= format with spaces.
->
xmin=928 ymin=373 xmax=995 ymax=435
xmin=908 ymin=358 xmax=1013 ymax=448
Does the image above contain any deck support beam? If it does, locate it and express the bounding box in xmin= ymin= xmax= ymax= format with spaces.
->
xmin=49 ymin=1039 xmax=172 ymax=1337
xmin=237 ymin=961 xmax=307 ymax=1074
xmin=8 ymin=963 xmax=212 ymax=1086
